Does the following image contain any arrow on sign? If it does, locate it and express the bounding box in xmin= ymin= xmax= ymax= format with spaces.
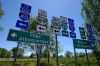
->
xmin=37 ymin=25 xmax=46 ymax=32
xmin=7 ymin=29 xmax=50 ymax=44
xmin=11 ymin=32 xmax=17 ymax=38
xmin=19 ymin=22 xmax=27 ymax=26
xmin=39 ymin=27 xmax=45 ymax=30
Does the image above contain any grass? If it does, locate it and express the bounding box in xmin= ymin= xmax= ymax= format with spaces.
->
xmin=0 ymin=57 xmax=99 ymax=66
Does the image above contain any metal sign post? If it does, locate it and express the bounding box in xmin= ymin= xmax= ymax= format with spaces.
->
xmin=79 ymin=27 xmax=90 ymax=66
xmin=55 ymin=34 xmax=59 ymax=66
xmin=73 ymin=44 xmax=77 ymax=66
xmin=85 ymin=49 xmax=90 ymax=66
xmin=12 ymin=3 xmax=32 ymax=66
xmin=47 ymin=45 xmax=50 ymax=64
xmin=51 ymin=16 xmax=61 ymax=66
xmin=36 ymin=44 xmax=40 ymax=66
xmin=13 ymin=42 xmax=20 ymax=66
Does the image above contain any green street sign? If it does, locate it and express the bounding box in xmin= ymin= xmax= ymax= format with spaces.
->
xmin=62 ymin=30 xmax=69 ymax=37
xmin=7 ymin=29 xmax=50 ymax=44
xmin=73 ymin=39 xmax=95 ymax=49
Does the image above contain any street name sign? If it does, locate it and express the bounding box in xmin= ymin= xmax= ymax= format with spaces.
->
xmin=7 ymin=29 xmax=50 ymax=44
xmin=73 ymin=39 xmax=95 ymax=49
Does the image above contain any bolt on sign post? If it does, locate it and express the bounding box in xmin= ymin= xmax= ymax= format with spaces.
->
xmin=79 ymin=27 xmax=90 ymax=66
xmin=51 ymin=16 xmax=61 ymax=66
xmin=86 ymin=24 xmax=100 ymax=66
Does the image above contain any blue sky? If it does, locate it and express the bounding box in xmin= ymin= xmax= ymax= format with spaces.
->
xmin=0 ymin=0 xmax=91 ymax=56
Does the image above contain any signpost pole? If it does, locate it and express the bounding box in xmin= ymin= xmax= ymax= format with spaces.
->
xmin=37 ymin=44 xmax=40 ymax=66
xmin=93 ymin=44 xmax=100 ymax=66
xmin=47 ymin=45 xmax=50 ymax=64
xmin=13 ymin=42 xmax=20 ymax=66
xmin=74 ymin=46 xmax=77 ymax=66
xmin=55 ymin=34 xmax=59 ymax=66
xmin=85 ymin=49 xmax=90 ymax=66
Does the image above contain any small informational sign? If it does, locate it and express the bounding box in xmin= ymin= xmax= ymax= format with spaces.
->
xmin=68 ymin=21 xmax=75 ymax=32
xmin=62 ymin=30 xmax=69 ymax=37
xmin=86 ymin=24 xmax=95 ymax=41
xmin=73 ymin=39 xmax=95 ymax=49
xmin=37 ymin=25 xmax=47 ymax=32
xmin=16 ymin=20 xmax=29 ymax=29
xmin=70 ymin=32 xmax=76 ymax=38
xmin=79 ymin=27 xmax=86 ymax=39
xmin=7 ymin=29 xmax=50 ymax=44
xmin=60 ymin=16 xmax=68 ymax=30
xmin=52 ymin=16 xmax=61 ymax=35
xmin=53 ymin=28 xmax=61 ymax=35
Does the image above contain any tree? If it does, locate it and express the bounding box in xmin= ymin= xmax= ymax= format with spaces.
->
xmin=81 ymin=0 xmax=100 ymax=44
xmin=20 ymin=16 xmax=61 ymax=56
xmin=0 ymin=1 xmax=4 ymax=31
xmin=29 ymin=53 xmax=36 ymax=58
xmin=0 ymin=2 xmax=4 ymax=18
xmin=78 ymin=52 xmax=85 ymax=57
xmin=81 ymin=1 xmax=100 ymax=63
xmin=11 ymin=47 xmax=24 ymax=58
xmin=0 ymin=48 xmax=11 ymax=58
xmin=65 ymin=50 xmax=73 ymax=57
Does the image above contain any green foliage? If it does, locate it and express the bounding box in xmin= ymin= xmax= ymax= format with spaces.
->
xmin=81 ymin=0 xmax=100 ymax=34
xmin=0 ymin=48 xmax=11 ymax=58
xmin=28 ymin=17 xmax=38 ymax=31
xmin=11 ymin=47 xmax=24 ymax=58
xmin=0 ymin=2 xmax=4 ymax=18
xmin=0 ymin=1 xmax=4 ymax=31
xmin=65 ymin=50 xmax=73 ymax=57
xmin=40 ymin=60 xmax=54 ymax=66
xmin=29 ymin=53 xmax=36 ymax=58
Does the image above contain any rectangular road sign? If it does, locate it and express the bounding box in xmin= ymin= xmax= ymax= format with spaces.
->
xmin=37 ymin=25 xmax=47 ymax=32
xmin=79 ymin=27 xmax=86 ymax=39
xmin=7 ymin=29 xmax=50 ymax=44
xmin=62 ymin=30 xmax=69 ymax=37
xmin=70 ymin=32 xmax=76 ymax=38
xmin=73 ymin=39 xmax=95 ymax=49
xmin=16 ymin=20 xmax=29 ymax=29
xmin=53 ymin=28 xmax=61 ymax=35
